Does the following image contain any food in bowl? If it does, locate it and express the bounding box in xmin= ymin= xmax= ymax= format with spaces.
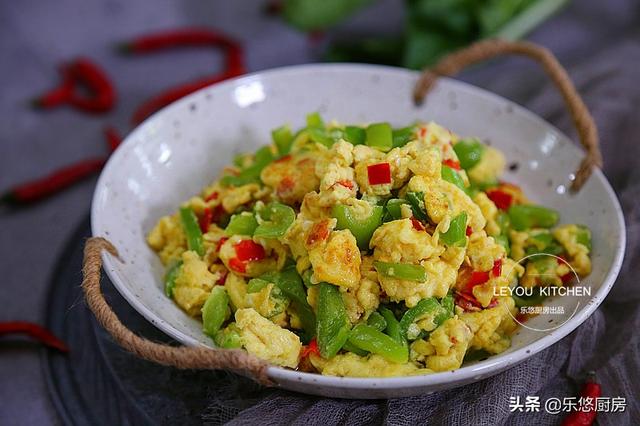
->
xmin=146 ymin=113 xmax=592 ymax=377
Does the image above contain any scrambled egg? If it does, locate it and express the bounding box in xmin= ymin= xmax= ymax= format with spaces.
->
xmin=147 ymin=117 xmax=593 ymax=378
xmin=235 ymin=308 xmax=301 ymax=368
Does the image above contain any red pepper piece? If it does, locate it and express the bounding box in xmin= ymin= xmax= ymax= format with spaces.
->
xmin=211 ymin=204 xmax=226 ymax=225
xmin=199 ymin=207 xmax=213 ymax=233
xmin=562 ymin=373 xmax=601 ymax=426
xmin=466 ymin=226 xmax=473 ymax=236
xmin=32 ymin=58 xmax=116 ymax=114
xmin=0 ymin=321 xmax=69 ymax=353
xmin=486 ymin=189 xmax=514 ymax=210
xmin=336 ymin=180 xmax=354 ymax=190
xmin=442 ymin=158 xmax=461 ymax=170
xmin=216 ymin=270 xmax=228 ymax=286
xmin=466 ymin=271 xmax=490 ymax=291
xmin=492 ymin=258 xmax=503 ymax=277
xmin=300 ymin=337 xmax=320 ymax=358
xmin=367 ymin=162 xmax=391 ymax=185
xmin=274 ymin=154 xmax=292 ymax=163
xmin=118 ymin=28 xmax=240 ymax=53
xmin=1 ymin=158 xmax=106 ymax=206
xmin=234 ymin=240 xmax=266 ymax=262
xmin=205 ymin=191 xmax=219 ymax=202
xmin=411 ymin=217 xmax=425 ymax=231
xmin=104 ymin=126 xmax=123 ymax=153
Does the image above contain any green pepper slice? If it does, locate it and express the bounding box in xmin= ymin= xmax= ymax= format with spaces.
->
xmin=254 ymin=202 xmax=296 ymax=238
xmin=435 ymin=294 xmax=454 ymax=325
xmin=271 ymin=267 xmax=316 ymax=343
xmin=365 ymin=122 xmax=393 ymax=152
xmin=316 ymin=282 xmax=351 ymax=358
xmin=392 ymin=126 xmax=416 ymax=148
xmin=306 ymin=112 xmax=324 ymax=128
xmin=494 ymin=234 xmax=510 ymax=255
xmin=374 ymin=261 xmax=427 ymax=282
xmin=202 ymin=287 xmax=230 ymax=337
xmin=343 ymin=126 xmax=365 ymax=145
xmin=453 ymin=138 xmax=485 ymax=170
xmin=179 ymin=207 xmax=205 ymax=256
xmin=272 ymin=125 xmax=294 ymax=155
xmin=440 ymin=212 xmax=468 ymax=246
xmin=366 ymin=311 xmax=387 ymax=332
xmin=342 ymin=341 xmax=369 ymax=356
xmin=384 ymin=198 xmax=407 ymax=221
xmin=441 ymin=164 xmax=467 ymax=193
xmin=508 ymin=205 xmax=559 ymax=231
xmin=399 ymin=297 xmax=449 ymax=340
xmin=406 ymin=191 xmax=428 ymax=222
xmin=221 ymin=146 xmax=275 ymax=187
xmin=214 ymin=323 xmax=242 ymax=349
xmin=378 ymin=306 xmax=407 ymax=349
xmin=347 ymin=324 xmax=409 ymax=363
xmin=225 ymin=212 xmax=258 ymax=236
xmin=164 ymin=259 xmax=182 ymax=298
xmin=576 ymin=225 xmax=592 ymax=251
xmin=332 ymin=204 xmax=384 ymax=250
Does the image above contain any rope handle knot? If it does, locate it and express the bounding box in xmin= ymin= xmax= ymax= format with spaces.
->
xmin=413 ymin=39 xmax=602 ymax=192
xmin=81 ymin=237 xmax=274 ymax=386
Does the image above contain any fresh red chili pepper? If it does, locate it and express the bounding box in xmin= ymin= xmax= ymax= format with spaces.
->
xmin=367 ymin=162 xmax=391 ymax=185
xmin=300 ymin=337 xmax=320 ymax=358
xmin=492 ymin=258 xmax=503 ymax=277
xmin=0 ymin=321 xmax=69 ymax=353
xmin=104 ymin=126 xmax=123 ymax=153
xmin=486 ymin=189 xmax=514 ymax=210
xmin=562 ymin=373 xmax=601 ymax=426
xmin=121 ymin=29 xmax=245 ymax=125
xmin=466 ymin=225 xmax=473 ymax=236
xmin=32 ymin=58 xmax=116 ymax=114
xmin=442 ymin=159 xmax=461 ymax=170
xmin=205 ymin=191 xmax=219 ymax=202
xmin=466 ymin=271 xmax=490 ymax=290
xmin=234 ymin=240 xmax=266 ymax=262
xmin=1 ymin=158 xmax=106 ymax=206
xmin=419 ymin=127 xmax=428 ymax=138
xmin=199 ymin=206 xmax=213 ymax=233
xmin=411 ymin=217 xmax=425 ymax=231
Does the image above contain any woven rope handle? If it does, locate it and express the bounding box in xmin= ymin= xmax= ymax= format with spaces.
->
xmin=81 ymin=237 xmax=274 ymax=386
xmin=413 ymin=39 xmax=602 ymax=192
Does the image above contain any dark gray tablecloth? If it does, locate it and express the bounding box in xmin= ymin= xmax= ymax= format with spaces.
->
xmin=1 ymin=0 xmax=638 ymax=424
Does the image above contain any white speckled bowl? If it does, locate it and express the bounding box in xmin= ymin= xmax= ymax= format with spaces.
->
xmin=91 ymin=64 xmax=625 ymax=399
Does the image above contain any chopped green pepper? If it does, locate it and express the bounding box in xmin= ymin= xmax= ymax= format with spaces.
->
xmin=374 ymin=261 xmax=427 ymax=282
xmin=220 ymin=146 xmax=275 ymax=187
xmin=508 ymin=205 xmax=559 ymax=231
xmin=317 ymin=282 xmax=351 ymax=358
xmin=494 ymin=234 xmax=510 ymax=255
xmin=366 ymin=311 xmax=387 ymax=332
xmin=365 ymin=122 xmax=393 ymax=152
xmin=272 ymin=125 xmax=294 ymax=155
xmin=254 ymin=202 xmax=296 ymax=238
xmin=576 ymin=225 xmax=592 ymax=251
xmin=344 ymin=126 xmax=366 ymax=145
xmin=179 ymin=207 xmax=205 ymax=256
xmin=332 ymin=204 xmax=384 ymax=250
xmin=347 ymin=324 xmax=409 ymax=363
xmin=202 ymin=287 xmax=230 ymax=337
xmin=246 ymin=278 xmax=271 ymax=293
xmin=214 ymin=323 xmax=242 ymax=349
xmin=306 ymin=111 xmax=324 ymax=128
xmin=406 ymin=191 xmax=428 ymax=222
xmin=392 ymin=126 xmax=416 ymax=148
xmin=399 ymin=297 xmax=449 ymax=340
xmin=225 ymin=212 xmax=258 ymax=236
xmin=272 ymin=267 xmax=317 ymax=343
xmin=164 ymin=259 xmax=182 ymax=298
xmin=440 ymin=212 xmax=468 ymax=246
xmin=441 ymin=164 xmax=467 ymax=193
xmin=453 ymin=138 xmax=485 ymax=170
xmin=378 ymin=306 xmax=407 ymax=348
xmin=342 ymin=341 xmax=369 ymax=356
xmin=384 ymin=198 xmax=407 ymax=221
xmin=435 ymin=294 xmax=454 ymax=325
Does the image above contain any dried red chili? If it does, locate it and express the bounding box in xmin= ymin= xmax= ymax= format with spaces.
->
xmin=104 ymin=126 xmax=123 ymax=152
xmin=1 ymin=158 xmax=106 ymax=206
xmin=32 ymin=58 xmax=116 ymax=114
xmin=0 ymin=321 xmax=69 ymax=352
xmin=562 ymin=373 xmax=601 ymax=426
xmin=121 ymin=29 xmax=246 ymax=125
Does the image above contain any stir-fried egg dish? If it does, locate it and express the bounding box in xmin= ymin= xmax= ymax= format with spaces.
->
xmin=147 ymin=113 xmax=592 ymax=377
